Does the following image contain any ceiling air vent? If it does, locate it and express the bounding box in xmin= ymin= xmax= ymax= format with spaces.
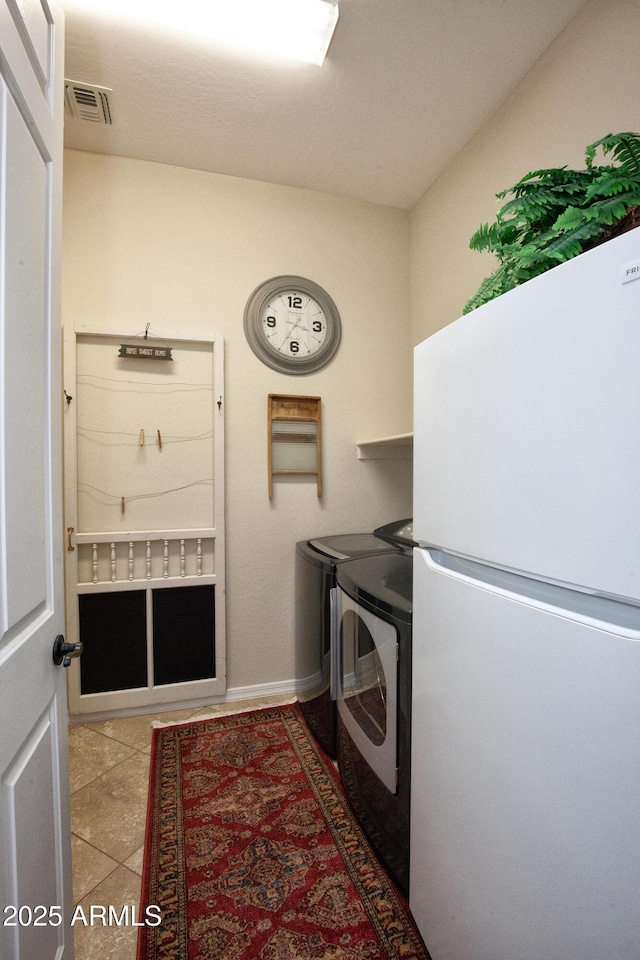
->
xmin=64 ymin=81 xmax=113 ymax=125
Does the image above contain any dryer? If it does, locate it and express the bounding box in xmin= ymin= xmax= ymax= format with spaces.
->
xmin=373 ymin=517 xmax=415 ymax=549
xmin=295 ymin=532 xmax=401 ymax=757
xmin=335 ymin=550 xmax=413 ymax=895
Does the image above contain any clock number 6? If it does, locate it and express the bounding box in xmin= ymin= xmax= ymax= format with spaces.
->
xmin=290 ymin=341 xmax=300 ymax=354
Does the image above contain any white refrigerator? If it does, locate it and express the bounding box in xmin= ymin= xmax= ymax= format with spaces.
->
xmin=410 ymin=227 xmax=640 ymax=960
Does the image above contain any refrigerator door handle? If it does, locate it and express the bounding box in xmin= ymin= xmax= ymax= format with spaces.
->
xmin=419 ymin=548 xmax=640 ymax=640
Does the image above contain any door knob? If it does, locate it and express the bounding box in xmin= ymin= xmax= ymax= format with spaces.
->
xmin=52 ymin=635 xmax=83 ymax=668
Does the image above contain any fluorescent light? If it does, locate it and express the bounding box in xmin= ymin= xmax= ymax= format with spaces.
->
xmin=71 ymin=0 xmax=339 ymax=66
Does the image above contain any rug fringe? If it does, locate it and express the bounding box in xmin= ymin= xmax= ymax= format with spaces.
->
xmin=151 ymin=697 xmax=298 ymax=728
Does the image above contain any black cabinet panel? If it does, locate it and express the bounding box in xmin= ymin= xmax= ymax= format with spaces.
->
xmin=152 ymin=585 xmax=215 ymax=686
xmin=78 ymin=585 xmax=216 ymax=695
xmin=79 ymin=591 xmax=147 ymax=694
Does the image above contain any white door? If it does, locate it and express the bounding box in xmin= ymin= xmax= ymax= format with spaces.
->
xmin=0 ymin=2 xmax=72 ymax=959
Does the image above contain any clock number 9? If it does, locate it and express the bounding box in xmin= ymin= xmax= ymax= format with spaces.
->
xmin=266 ymin=316 xmax=276 ymax=328
xmin=290 ymin=341 xmax=300 ymax=354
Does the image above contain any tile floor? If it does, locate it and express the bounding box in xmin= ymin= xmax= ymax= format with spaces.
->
xmin=68 ymin=694 xmax=294 ymax=960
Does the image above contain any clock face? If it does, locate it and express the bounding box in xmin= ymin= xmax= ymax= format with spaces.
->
xmin=244 ymin=276 xmax=341 ymax=375
xmin=261 ymin=290 xmax=328 ymax=359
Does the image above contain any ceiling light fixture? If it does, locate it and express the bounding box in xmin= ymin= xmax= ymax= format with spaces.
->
xmin=68 ymin=0 xmax=339 ymax=66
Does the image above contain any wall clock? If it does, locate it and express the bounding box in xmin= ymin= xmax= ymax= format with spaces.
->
xmin=243 ymin=275 xmax=341 ymax=375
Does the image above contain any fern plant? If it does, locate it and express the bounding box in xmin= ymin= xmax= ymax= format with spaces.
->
xmin=463 ymin=132 xmax=640 ymax=313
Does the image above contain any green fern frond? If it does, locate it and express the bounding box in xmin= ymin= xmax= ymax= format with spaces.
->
xmin=585 ymin=174 xmax=640 ymax=200
xmin=462 ymin=264 xmax=516 ymax=313
xmin=586 ymin=132 xmax=640 ymax=176
xmin=550 ymin=205 xmax=585 ymax=232
xmin=585 ymin=140 xmax=598 ymax=170
xmin=469 ymin=223 xmax=495 ymax=251
xmin=469 ymin=219 xmax=525 ymax=255
xmin=616 ymin=137 xmax=640 ymax=176
xmin=496 ymin=173 xmax=595 ymax=227
xmin=496 ymin=167 xmax=570 ymax=198
xmin=549 ymin=193 xmax=640 ymax=231
xmin=498 ymin=189 xmax=562 ymax=220
xmin=579 ymin=192 xmax=640 ymax=225
xmin=544 ymin=236 xmax=586 ymax=263
xmin=504 ymin=246 xmax=552 ymax=280
xmin=543 ymin=220 xmax=606 ymax=262
xmin=553 ymin=178 xmax=593 ymax=196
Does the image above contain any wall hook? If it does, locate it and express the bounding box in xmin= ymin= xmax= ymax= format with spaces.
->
xmin=64 ymin=389 xmax=73 ymax=406
xmin=217 ymin=396 xmax=222 ymax=410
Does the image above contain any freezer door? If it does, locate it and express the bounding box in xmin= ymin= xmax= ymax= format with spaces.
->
xmin=410 ymin=547 xmax=640 ymax=960
xmin=413 ymin=228 xmax=640 ymax=603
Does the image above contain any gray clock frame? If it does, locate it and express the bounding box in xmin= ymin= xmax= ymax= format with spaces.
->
xmin=243 ymin=275 xmax=341 ymax=375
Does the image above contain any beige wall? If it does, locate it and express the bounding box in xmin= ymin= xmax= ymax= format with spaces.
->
xmin=410 ymin=0 xmax=640 ymax=344
xmin=62 ymin=151 xmax=412 ymax=693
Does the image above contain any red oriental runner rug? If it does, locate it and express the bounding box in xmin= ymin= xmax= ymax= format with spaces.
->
xmin=137 ymin=703 xmax=429 ymax=960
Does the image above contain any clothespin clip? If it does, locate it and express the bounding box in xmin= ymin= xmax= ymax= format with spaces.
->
xmin=157 ymin=429 xmax=162 ymax=450
xmin=140 ymin=429 xmax=145 ymax=446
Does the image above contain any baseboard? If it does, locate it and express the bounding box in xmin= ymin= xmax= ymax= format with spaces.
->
xmin=67 ymin=677 xmax=299 ymax=725
xmin=226 ymin=677 xmax=298 ymax=702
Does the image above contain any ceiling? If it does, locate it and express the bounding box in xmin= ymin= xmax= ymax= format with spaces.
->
xmin=62 ymin=0 xmax=589 ymax=209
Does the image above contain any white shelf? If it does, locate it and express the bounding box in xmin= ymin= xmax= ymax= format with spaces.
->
xmin=356 ymin=432 xmax=413 ymax=460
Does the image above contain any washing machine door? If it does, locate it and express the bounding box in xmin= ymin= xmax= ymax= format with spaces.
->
xmin=336 ymin=586 xmax=398 ymax=794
